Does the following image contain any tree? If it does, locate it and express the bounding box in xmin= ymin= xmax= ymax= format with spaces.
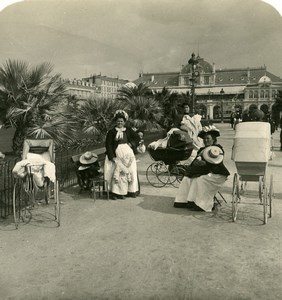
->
xmin=117 ymin=82 xmax=152 ymax=101
xmin=154 ymin=87 xmax=181 ymax=130
xmin=75 ymin=98 xmax=123 ymax=148
xmin=123 ymin=96 xmax=162 ymax=131
xmin=117 ymin=82 xmax=161 ymax=130
xmin=0 ymin=59 xmax=70 ymax=152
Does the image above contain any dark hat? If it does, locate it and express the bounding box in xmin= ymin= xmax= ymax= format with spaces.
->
xmin=198 ymin=125 xmax=220 ymax=139
xmin=79 ymin=151 xmax=98 ymax=165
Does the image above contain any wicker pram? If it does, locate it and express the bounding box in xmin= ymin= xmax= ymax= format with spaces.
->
xmin=148 ymin=145 xmax=193 ymax=165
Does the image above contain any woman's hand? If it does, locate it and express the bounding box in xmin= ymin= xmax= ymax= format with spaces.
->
xmin=193 ymin=158 xmax=206 ymax=167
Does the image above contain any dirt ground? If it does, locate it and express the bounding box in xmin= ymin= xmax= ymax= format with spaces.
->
xmin=1 ymin=124 xmax=282 ymax=300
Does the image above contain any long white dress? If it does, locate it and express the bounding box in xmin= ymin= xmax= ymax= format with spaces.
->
xmin=174 ymin=173 xmax=227 ymax=212
xmin=180 ymin=114 xmax=204 ymax=164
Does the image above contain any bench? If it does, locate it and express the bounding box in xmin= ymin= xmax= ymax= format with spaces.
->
xmin=71 ymin=148 xmax=109 ymax=200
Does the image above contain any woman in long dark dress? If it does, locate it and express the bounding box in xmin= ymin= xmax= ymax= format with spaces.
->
xmin=104 ymin=110 xmax=140 ymax=200
xmin=174 ymin=126 xmax=230 ymax=211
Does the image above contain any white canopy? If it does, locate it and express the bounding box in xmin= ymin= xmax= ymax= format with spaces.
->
xmin=232 ymin=122 xmax=271 ymax=163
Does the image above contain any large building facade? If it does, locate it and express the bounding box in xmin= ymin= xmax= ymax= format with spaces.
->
xmin=133 ymin=54 xmax=282 ymax=120
xmin=63 ymin=74 xmax=128 ymax=100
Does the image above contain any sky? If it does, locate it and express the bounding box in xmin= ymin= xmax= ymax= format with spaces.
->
xmin=1 ymin=0 xmax=282 ymax=81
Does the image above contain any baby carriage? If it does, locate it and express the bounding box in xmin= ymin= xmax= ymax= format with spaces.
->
xmin=231 ymin=122 xmax=274 ymax=224
xmin=146 ymin=130 xmax=194 ymax=187
xmin=12 ymin=139 xmax=60 ymax=229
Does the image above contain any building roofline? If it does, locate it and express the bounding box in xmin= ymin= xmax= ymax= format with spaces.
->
xmin=141 ymin=71 xmax=179 ymax=76
xmin=216 ymin=67 xmax=266 ymax=72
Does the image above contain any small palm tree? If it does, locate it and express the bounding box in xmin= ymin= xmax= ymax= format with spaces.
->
xmin=75 ymin=98 xmax=123 ymax=148
xmin=154 ymin=87 xmax=181 ymax=130
xmin=117 ymin=82 xmax=161 ymax=130
xmin=123 ymin=96 xmax=163 ymax=131
xmin=0 ymin=59 xmax=69 ymax=152
xmin=117 ymin=82 xmax=152 ymax=101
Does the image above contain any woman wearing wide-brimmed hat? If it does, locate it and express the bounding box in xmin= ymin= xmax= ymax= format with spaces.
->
xmin=104 ymin=110 xmax=141 ymax=200
xmin=174 ymin=125 xmax=230 ymax=212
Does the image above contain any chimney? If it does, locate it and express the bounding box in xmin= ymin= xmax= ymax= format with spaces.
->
xmin=151 ymin=75 xmax=154 ymax=82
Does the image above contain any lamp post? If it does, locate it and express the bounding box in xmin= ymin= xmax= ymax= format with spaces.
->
xmin=220 ymin=88 xmax=225 ymax=123
xmin=188 ymin=53 xmax=198 ymax=115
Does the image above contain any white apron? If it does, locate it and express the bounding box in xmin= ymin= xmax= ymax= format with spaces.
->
xmin=104 ymin=144 xmax=138 ymax=195
xmin=174 ymin=173 xmax=227 ymax=212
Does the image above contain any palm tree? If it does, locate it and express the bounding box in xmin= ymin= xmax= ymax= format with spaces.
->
xmin=0 ymin=59 xmax=70 ymax=152
xmin=123 ymin=96 xmax=163 ymax=131
xmin=75 ymin=98 xmax=123 ymax=148
xmin=117 ymin=82 xmax=162 ymax=130
xmin=117 ymin=82 xmax=152 ymax=101
xmin=154 ymin=87 xmax=181 ymax=130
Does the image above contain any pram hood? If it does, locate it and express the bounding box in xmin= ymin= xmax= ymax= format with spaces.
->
xmin=232 ymin=122 xmax=271 ymax=163
xmin=22 ymin=139 xmax=55 ymax=162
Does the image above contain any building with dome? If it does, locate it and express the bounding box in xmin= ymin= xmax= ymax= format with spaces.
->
xmin=133 ymin=54 xmax=282 ymax=120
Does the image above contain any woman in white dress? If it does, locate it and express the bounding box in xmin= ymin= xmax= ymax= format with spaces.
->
xmin=174 ymin=126 xmax=230 ymax=212
xmin=104 ymin=110 xmax=140 ymax=200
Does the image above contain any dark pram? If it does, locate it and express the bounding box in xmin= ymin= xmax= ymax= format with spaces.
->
xmin=146 ymin=129 xmax=194 ymax=187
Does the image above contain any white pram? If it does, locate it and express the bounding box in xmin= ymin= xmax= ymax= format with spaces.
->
xmin=231 ymin=122 xmax=273 ymax=224
xmin=12 ymin=139 xmax=60 ymax=229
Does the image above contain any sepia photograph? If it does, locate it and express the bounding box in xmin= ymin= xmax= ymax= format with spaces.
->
xmin=0 ymin=0 xmax=282 ymax=299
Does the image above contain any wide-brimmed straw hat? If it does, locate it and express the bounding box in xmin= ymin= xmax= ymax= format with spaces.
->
xmin=198 ymin=125 xmax=220 ymax=139
xmin=201 ymin=146 xmax=223 ymax=164
xmin=79 ymin=151 xmax=98 ymax=165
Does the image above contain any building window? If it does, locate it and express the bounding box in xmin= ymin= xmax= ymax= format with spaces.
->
xmin=204 ymin=76 xmax=209 ymax=85
xmin=254 ymin=91 xmax=258 ymax=98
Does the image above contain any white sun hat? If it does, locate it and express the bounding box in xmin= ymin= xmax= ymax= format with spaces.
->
xmin=202 ymin=146 xmax=224 ymax=164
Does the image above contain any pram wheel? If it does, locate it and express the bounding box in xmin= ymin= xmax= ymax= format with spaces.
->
xmin=54 ymin=180 xmax=60 ymax=226
xmin=232 ymin=173 xmax=240 ymax=222
xmin=260 ymin=176 xmax=268 ymax=224
xmin=169 ymin=165 xmax=186 ymax=187
xmin=146 ymin=162 xmax=169 ymax=187
xmin=13 ymin=179 xmax=32 ymax=229
xmin=259 ymin=176 xmax=265 ymax=204
xmin=268 ymin=174 xmax=273 ymax=218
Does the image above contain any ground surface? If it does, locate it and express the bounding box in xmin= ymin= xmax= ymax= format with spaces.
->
xmin=0 ymin=124 xmax=281 ymax=300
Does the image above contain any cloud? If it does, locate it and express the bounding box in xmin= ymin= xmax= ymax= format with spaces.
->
xmin=1 ymin=0 xmax=282 ymax=80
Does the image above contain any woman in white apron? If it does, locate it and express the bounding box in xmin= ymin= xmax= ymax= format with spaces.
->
xmin=104 ymin=110 xmax=140 ymax=200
